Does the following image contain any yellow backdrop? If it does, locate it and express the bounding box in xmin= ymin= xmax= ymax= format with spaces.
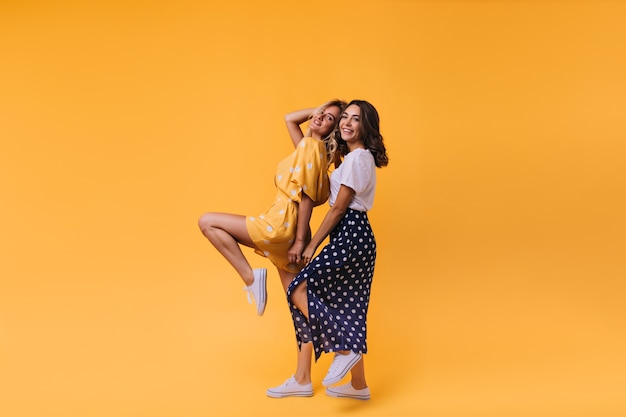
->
xmin=1 ymin=1 xmax=625 ymax=416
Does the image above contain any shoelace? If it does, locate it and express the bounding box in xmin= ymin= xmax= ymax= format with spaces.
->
xmin=328 ymin=353 xmax=346 ymax=370
xmin=328 ymin=352 xmax=359 ymax=373
xmin=332 ymin=383 xmax=353 ymax=393
xmin=243 ymin=286 xmax=254 ymax=304
xmin=280 ymin=377 xmax=297 ymax=387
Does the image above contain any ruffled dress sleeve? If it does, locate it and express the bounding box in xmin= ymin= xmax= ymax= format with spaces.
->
xmin=277 ymin=137 xmax=330 ymax=206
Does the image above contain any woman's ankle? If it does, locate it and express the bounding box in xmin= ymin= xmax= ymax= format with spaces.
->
xmin=293 ymin=372 xmax=311 ymax=385
xmin=351 ymin=379 xmax=368 ymax=390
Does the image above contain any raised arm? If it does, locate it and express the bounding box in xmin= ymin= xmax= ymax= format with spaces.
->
xmin=301 ymin=185 xmax=356 ymax=264
xmin=284 ymin=107 xmax=315 ymax=147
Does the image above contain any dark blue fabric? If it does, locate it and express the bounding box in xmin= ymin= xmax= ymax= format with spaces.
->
xmin=287 ymin=208 xmax=376 ymax=361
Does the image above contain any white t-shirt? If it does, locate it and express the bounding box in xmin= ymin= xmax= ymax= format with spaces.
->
xmin=329 ymin=148 xmax=377 ymax=212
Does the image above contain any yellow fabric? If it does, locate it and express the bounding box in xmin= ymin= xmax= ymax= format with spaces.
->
xmin=246 ymin=137 xmax=330 ymax=272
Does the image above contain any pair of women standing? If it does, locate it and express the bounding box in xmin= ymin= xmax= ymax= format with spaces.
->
xmin=199 ymin=99 xmax=389 ymax=400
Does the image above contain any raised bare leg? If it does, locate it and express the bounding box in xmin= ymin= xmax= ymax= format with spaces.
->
xmin=198 ymin=212 xmax=257 ymax=285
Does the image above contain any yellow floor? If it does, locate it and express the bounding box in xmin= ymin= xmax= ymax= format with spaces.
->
xmin=1 ymin=252 xmax=625 ymax=417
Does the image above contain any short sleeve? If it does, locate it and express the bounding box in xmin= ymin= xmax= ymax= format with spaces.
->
xmin=283 ymin=137 xmax=330 ymax=205
xmin=339 ymin=150 xmax=373 ymax=194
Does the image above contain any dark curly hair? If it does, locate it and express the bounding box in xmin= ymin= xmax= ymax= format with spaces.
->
xmin=333 ymin=99 xmax=389 ymax=168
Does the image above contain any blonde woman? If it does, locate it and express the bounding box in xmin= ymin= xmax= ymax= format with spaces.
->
xmin=198 ymin=100 xmax=346 ymax=315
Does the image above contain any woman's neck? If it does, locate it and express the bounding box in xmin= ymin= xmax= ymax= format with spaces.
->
xmin=348 ymin=142 xmax=365 ymax=152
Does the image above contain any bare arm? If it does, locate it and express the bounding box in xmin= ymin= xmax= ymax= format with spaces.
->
xmin=301 ymin=185 xmax=356 ymax=264
xmin=287 ymin=192 xmax=315 ymax=264
xmin=285 ymin=107 xmax=315 ymax=147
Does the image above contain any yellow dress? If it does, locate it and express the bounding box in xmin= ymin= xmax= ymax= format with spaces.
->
xmin=246 ymin=137 xmax=330 ymax=273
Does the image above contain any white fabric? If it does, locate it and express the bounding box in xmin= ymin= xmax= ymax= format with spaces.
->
xmin=329 ymin=148 xmax=376 ymax=211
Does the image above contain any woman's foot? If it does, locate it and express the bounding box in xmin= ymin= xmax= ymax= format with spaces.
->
xmin=326 ymin=382 xmax=370 ymax=400
xmin=322 ymin=351 xmax=362 ymax=386
xmin=266 ymin=376 xmax=313 ymax=398
xmin=243 ymin=268 xmax=267 ymax=315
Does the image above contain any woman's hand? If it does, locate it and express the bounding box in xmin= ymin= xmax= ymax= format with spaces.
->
xmin=285 ymin=107 xmax=316 ymax=147
xmin=288 ymin=240 xmax=306 ymax=265
xmin=301 ymin=242 xmax=318 ymax=265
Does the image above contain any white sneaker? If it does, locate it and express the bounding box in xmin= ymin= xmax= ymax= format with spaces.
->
xmin=266 ymin=376 xmax=314 ymax=398
xmin=326 ymin=382 xmax=370 ymax=400
xmin=243 ymin=268 xmax=267 ymax=316
xmin=322 ymin=351 xmax=362 ymax=386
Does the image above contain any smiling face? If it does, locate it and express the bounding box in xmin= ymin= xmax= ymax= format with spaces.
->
xmin=339 ymin=104 xmax=363 ymax=148
xmin=309 ymin=105 xmax=341 ymax=138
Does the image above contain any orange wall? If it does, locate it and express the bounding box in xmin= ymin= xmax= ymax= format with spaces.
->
xmin=1 ymin=1 xmax=625 ymax=416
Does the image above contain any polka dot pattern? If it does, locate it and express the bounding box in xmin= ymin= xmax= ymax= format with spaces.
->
xmin=287 ymin=208 xmax=376 ymax=361
xmin=246 ymin=137 xmax=330 ymax=273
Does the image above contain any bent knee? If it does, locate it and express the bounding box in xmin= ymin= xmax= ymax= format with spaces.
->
xmin=198 ymin=212 xmax=217 ymax=231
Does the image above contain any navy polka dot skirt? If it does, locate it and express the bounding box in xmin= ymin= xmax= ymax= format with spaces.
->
xmin=287 ymin=208 xmax=376 ymax=361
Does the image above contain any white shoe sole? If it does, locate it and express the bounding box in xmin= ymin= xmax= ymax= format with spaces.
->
xmin=257 ymin=269 xmax=267 ymax=316
xmin=325 ymin=388 xmax=370 ymax=400
xmin=253 ymin=268 xmax=267 ymax=316
xmin=266 ymin=390 xmax=314 ymax=399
